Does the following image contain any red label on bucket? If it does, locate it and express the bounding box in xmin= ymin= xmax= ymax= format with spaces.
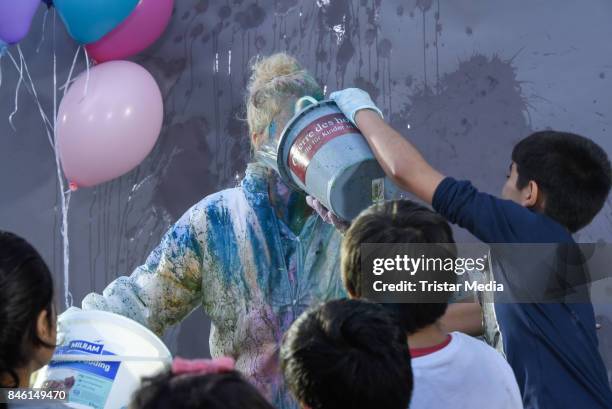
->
xmin=288 ymin=113 xmax=358 ymax=183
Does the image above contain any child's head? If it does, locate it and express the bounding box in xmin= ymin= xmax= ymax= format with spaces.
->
xmin=0 ymin=231 xmax=57 ymax=387
xmin=280 ymin=299 xmax=413 ymax=409
xmin=341 ymin=200 xmax=456 ymax=334
xmin=504 ymin=130 xmax=611 ymax=232
xmin=246 ymin=53 xmax=322 ymax=151
xmin=131 ymin=358 xmax=274 ymax=409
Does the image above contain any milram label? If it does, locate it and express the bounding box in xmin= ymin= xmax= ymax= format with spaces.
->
xmin=46 ymin=339 xmax=120 ymax=409
xmin=51 ymin=340 xmax=120 ymax=379
xmin=69 ymin=340 xmax=103 ymax=353
xmin=288 ymin=113 xmax=358 ymax=183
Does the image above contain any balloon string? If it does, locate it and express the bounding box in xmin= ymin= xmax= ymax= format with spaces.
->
xmin=59 ymin=186 xmax=72 ymax=309
xmin=8 ymin=49 xmax=23 ymax=132
xmin=36 ymin=7 xmax=49 ymax=54
xmin=55 ymin=10 xmax=72 ymax=309
xmin=82 ymin=47 xmax=90 ymax=100
xmin=18 ymin=45 xmax=55 ymax=147
xmin=51 ymin=8 xmax=73 ymax=309
xmin=60 ymin=46 xmax=81 ymax=96
xmin=5 ymin=51 xmax=50 ymax=132
xmin=4 ymin=11 xmax=73 ymax=309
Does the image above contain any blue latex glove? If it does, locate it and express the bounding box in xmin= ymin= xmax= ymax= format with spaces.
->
xmin=329 ymin=88 xmax=383 ymax=126
xmin=306 ymin=196 xmax=350 ymax=233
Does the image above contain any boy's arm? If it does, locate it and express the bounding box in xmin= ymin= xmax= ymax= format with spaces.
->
xmin=330 ymin=88 xmax=444 ymax=204
xmin=331 ymin=88 xmax=532 ymax=244
xmin=355 ymin=110 xmax=445 ymax=204
xmin=440 ymin=301 xmax=484 ymax=336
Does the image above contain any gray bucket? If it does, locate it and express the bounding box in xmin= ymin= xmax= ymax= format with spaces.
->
xmin=272 ymin=96 xmax=386 ymax=221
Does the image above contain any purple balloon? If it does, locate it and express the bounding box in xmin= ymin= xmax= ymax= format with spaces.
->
xmin=0 ymin=0 xmax=40 ymax=44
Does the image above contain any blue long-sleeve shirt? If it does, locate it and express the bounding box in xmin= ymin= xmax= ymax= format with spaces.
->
xmin=433 ymin=177 xmax=612 ymax=409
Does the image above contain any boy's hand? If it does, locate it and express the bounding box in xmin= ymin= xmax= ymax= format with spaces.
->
xmin=306 ymin=196 xmax=350 ymax=232
xmin=329 ymin=88 xmax=384 ymax=125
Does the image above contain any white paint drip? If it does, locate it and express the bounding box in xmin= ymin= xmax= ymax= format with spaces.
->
xmin=228 ymin=50 xmax=232 ymax=76
xmin=332 ymin=15 xmax=347 ymax=45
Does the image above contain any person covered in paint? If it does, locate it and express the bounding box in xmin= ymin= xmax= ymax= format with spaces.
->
xmin=81 ymin=53 xmax=346 ymax=409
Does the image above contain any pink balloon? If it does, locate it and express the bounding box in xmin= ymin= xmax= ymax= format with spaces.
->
xmin=85 ymin=0 xmax=174 ymax=63
xmin=57 ymin=61 xmax=163 ymax=189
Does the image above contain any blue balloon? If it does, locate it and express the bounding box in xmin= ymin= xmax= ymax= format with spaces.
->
xmin=0 ymin=39 xmax=7 ymax=57
xmin=54 ymin=0 xmax=139 ymax=44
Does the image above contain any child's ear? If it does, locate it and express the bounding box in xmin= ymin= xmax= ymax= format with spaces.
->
xmin=346 ymin=288 xmax=358 ymax=299
xmin=523 ymin=180 xmax=540 ymax=208
xmin=36 ymin=308 xmax=55 ymax=345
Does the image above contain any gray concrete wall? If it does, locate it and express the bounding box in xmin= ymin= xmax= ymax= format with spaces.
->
xmin=0 ymin=0 xmax=610 ymax=380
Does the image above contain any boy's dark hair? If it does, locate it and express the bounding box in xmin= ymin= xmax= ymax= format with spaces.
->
xmin=0 ymin=231 xmax=55 ymax=388
xmin=280 ymin=299 xmax=413 ymax=409
xmin=131 ymin=370 xmax=275 ymax=409
xmin=512 ymin=131 xmax=611 ymax=232
xmin=341 ymin=200 xmax=456 ymax=334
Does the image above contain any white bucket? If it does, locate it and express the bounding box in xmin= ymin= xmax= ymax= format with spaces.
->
xmin=33 ymin=307 xmax=171 ymax=409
